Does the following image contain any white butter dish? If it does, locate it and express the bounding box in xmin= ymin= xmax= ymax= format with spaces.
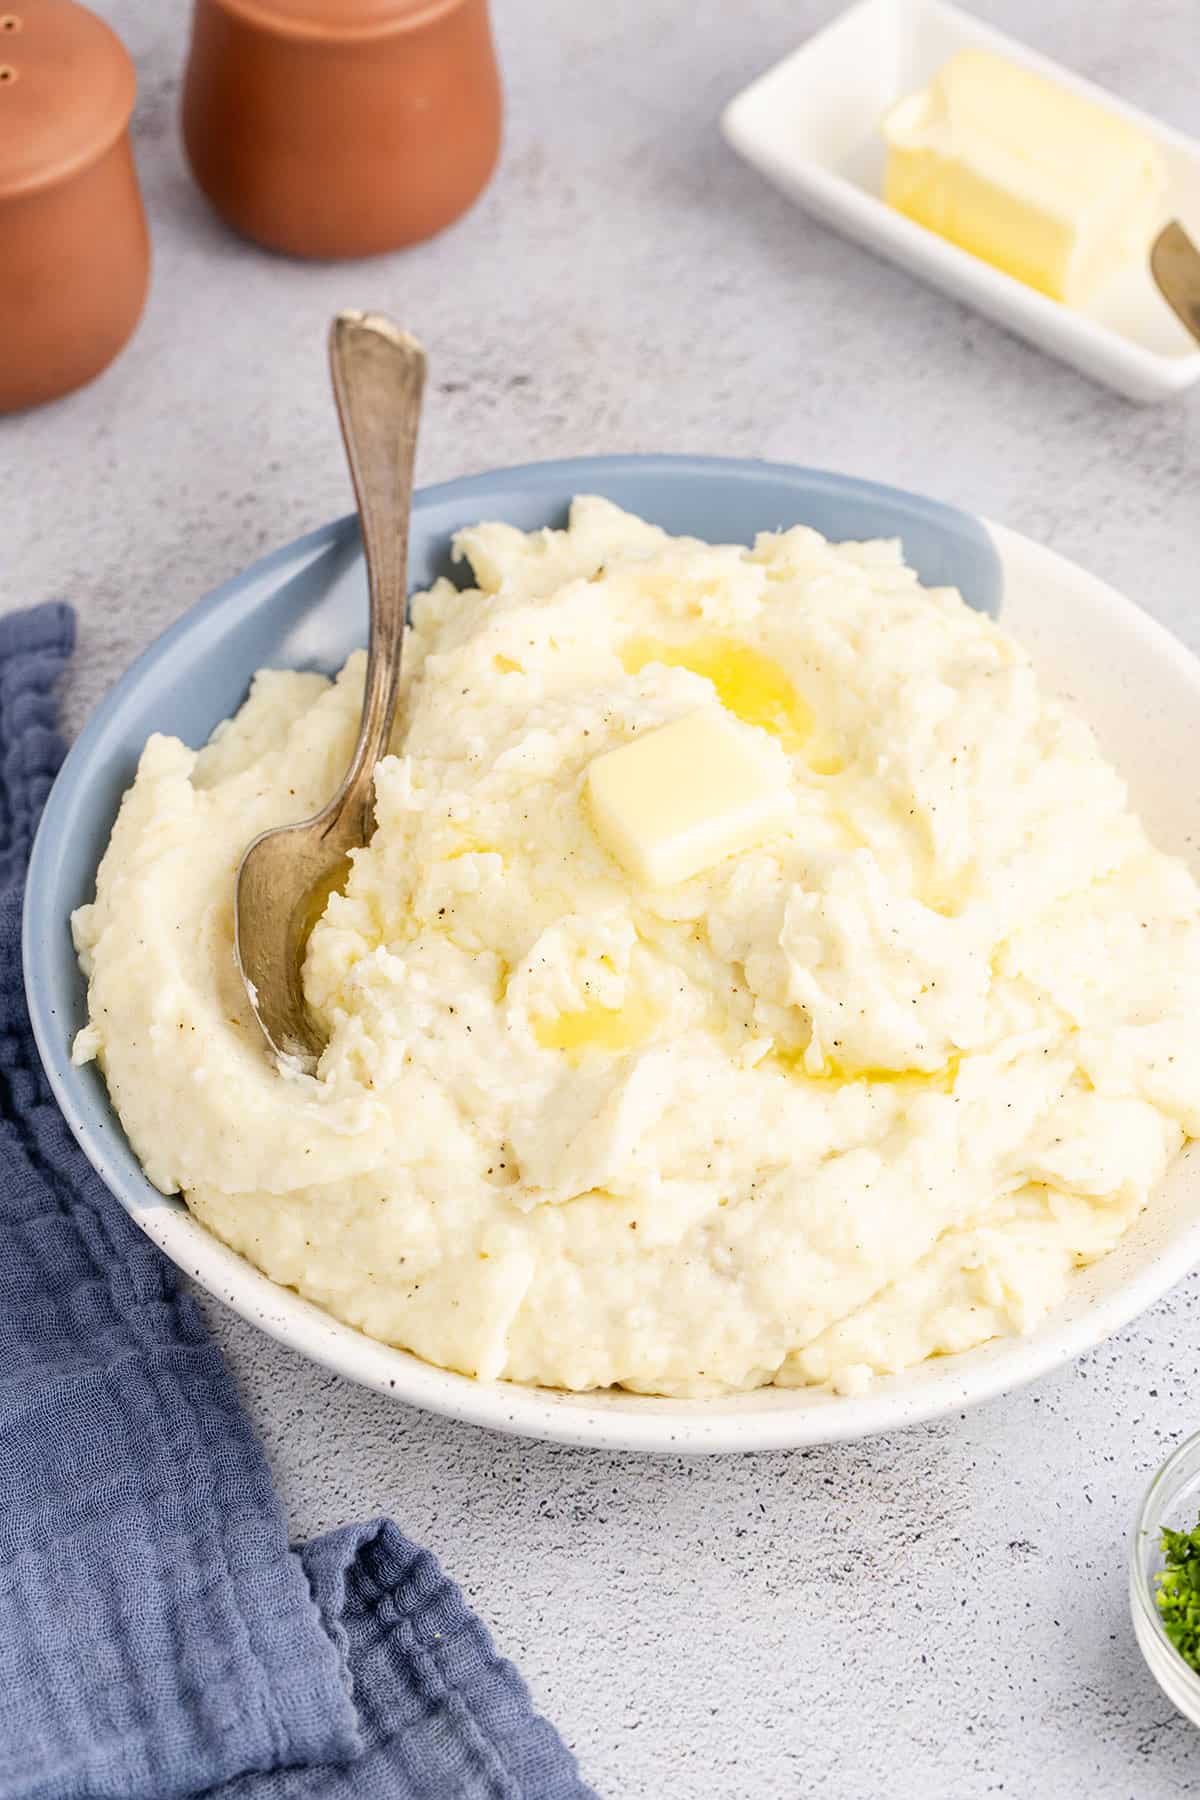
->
xmin=721 ymin=0 xmax=1200 ymax=402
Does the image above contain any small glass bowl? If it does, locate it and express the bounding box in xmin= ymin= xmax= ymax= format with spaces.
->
xmin=1131 ymin=1430 xmax=1200 ymax=1726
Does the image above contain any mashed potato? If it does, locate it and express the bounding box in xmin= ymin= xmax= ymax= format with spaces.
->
xmin=72 ymin=499 xmax=1200 ymax=1396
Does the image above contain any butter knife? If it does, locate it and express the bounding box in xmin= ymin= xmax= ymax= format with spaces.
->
xmin=1151 ymin=221 xmax=1200 ymax=345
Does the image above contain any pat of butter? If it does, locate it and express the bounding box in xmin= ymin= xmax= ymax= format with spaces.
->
xmin=585 ymin=707 xmax=794 ymax=887
xmin=882 ymin=48 xmax=1167 ymax=305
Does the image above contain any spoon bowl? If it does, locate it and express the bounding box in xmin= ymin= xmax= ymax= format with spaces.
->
xmin=235 ymin=312 xmax=425 ymax=1071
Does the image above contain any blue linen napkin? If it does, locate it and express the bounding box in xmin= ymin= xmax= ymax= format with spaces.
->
xmin=0 ymin=604 xmax=597 ymax=1800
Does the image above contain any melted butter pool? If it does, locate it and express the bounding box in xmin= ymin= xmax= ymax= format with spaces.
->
xmin=776 ymin=1049 xmax=961 ymax=1092
xmin=535 ymin=991 xmax=657 ymax=1057
xmin=621 ymin=635 xmax=840 ymax=772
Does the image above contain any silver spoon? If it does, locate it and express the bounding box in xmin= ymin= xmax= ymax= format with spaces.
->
xmin=234 ymin=311 xmax=426 ymax=1073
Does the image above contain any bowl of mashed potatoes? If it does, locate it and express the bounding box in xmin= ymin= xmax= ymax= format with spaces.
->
xmin=25 ymin=456 xmax=1200 ymax=1450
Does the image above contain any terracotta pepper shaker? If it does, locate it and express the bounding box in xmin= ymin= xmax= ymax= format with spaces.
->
xmin=181 ymin=0 xmax=502 ymax=261
xmin=0 ymin=1 xmax=149 ymax=413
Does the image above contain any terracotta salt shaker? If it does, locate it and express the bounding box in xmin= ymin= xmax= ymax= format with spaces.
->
xmin=181 ymin=0 xmax=502 ymax=260
xmin=0 ymin=1 xmax=149 ymax=413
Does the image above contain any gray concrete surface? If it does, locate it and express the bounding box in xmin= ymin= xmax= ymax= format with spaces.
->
xmin=5 ymin=1 xmax=1200 ymax=1793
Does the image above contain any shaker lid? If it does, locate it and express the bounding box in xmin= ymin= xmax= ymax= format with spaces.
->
xmin=214 ymin=0 xmax=459 ymax=39
xmin=0 ymin=0 xmax=136 ymax=199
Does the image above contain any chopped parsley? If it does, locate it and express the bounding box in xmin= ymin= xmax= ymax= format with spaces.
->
xmin=1155 ymin=1519 xmax=1200 ymax=1671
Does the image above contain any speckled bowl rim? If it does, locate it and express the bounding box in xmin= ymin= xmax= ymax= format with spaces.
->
xmin=23 ymin=454 xmax=1200 ymax=1452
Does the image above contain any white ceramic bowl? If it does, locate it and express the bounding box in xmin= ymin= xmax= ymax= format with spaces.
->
xmin=24 ymin=456 xmax=1200 ymax=1451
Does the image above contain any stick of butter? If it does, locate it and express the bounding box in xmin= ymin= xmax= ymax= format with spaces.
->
xmin=585 ymin=707 xmax=794 ymax=887
xmin=882 ymin=48 xmax=1167 ymax=305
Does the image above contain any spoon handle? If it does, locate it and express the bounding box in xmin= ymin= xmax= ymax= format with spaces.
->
xmin=325 ymin=311 xmax=426 ymax=839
